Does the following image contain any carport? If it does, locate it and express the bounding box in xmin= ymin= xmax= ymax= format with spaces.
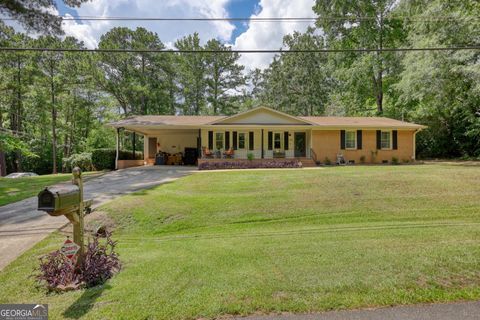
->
xmin=107 ymin=115 xmax=221 ymax=169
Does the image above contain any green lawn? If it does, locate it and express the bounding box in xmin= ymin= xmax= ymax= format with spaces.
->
xmin=1 ymin=164 xmax=480 ymax=319
xmin=0 ymin=172 xmax=100 ymax=206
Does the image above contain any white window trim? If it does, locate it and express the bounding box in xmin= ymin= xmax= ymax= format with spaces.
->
xmin=273 ymin=131 xmax=283 ymax=151
xmin=380 ymin=130 xmax=392 ymax=150
xmin=237 ymin=132 xmax=246 ymax=150
xmin=214 ymin=131 xmax=225 ymax=150
xmin=345 ymin=130 xmax=357 ymax=150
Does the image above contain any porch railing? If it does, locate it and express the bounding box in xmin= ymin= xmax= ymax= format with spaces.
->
xmin=310 ymin=148 xmax=318 ymax=164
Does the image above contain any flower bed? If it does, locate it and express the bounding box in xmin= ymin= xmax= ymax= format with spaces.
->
xmin=198 ymin=160 xmax=303 ymax=170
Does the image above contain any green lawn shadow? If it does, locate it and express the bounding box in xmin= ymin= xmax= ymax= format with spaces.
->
xmin=62 ymin=284 xmax=111 ymax=319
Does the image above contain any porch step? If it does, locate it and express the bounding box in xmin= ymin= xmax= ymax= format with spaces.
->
xmin=297 ymin=158 xmax=317 ymax=167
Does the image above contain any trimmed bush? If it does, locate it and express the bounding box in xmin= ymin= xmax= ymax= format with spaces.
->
xmin=199 ymin=160 xmax=302 ymax=170
xmin=92 ymin=149 xmax=142 ymax=170
xmin=62 ymin=152 xmax=93 ymax=172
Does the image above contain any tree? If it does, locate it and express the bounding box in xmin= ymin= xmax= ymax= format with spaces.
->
xmin=175 ymin=33 xmax=207 ymax=115
xmin=256 ymin=29 xmax=334 ymax=116
xmin=395 ymin=0 xmax=480 ymax=157
xmin=204 ymin=39 xmax=245 ymax=115
xmin=97 ymin=27 xmax=172 ymax=116
xmin=0 ymin=0 xmax=90 ymax=35
xmin=0 ymin=25 xmax=34 ymax=171
xmin=313 ymin=0 xmax=405 ymax=114
xmin=33 ymin=36 xmax=86 ymax=173
xmin=0 ymin=132 xmax=36 ymax=158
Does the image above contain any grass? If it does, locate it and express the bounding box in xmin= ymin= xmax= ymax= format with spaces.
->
xmin=1 ymin=164 xmax=480 ymax=319
xmin=0 ymin=171 xmax=100 ymax=206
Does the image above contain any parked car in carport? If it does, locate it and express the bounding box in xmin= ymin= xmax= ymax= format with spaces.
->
xmin=4 ymin=172 xmax=38 ymax=178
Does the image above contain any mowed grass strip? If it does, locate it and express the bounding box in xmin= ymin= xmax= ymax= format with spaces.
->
xmin=0 ymin=164 xmax=479 ymax=319
xmin=0 ymin=171 xmax=100 ymax=206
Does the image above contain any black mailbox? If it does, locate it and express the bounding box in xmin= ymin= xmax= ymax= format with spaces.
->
xmin=38 ymin=184 xmax=81 ymax=216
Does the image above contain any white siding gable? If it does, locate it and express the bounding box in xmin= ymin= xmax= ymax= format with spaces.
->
xmin=213 ymin=107 xmax=311 ymax=125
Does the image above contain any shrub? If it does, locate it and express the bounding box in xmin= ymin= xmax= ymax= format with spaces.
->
xmin=82 ymin=232 xmax=121 ymax=287
xmin=92 ymin=148 xmax=142 ymax=170
xmin=247 ymin=152 xmax=254 ymax=161
xmin=324 ymin=157 xmax=331 ymax=165
xmin=199 ymin=160 xmax=302 ymax=170
xmin=360 ymin=155 xmax=366 ymax=163
xmin=36 ymin=251 xmax=80 ymax=289
xmin=62 ymin=152 xmax=93 ymax=172
xmin=92 ymin=149 xmax=116 ymax=170
xmin=35 ymin=232 xmax=121 ymax=291
xmin=391 ymin=157 xmax=399 ymax=165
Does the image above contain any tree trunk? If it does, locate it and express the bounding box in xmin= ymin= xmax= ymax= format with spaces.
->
xmin=15 ymin=59 xmax=23 ymax=171
xmin=169 ymin=74 xmax=175 ymax=114
xmin=213 ymin=64 xmax=219 ymax=115
xmin=50 ymin=61 xmax=57 ymax=174
xmin=9 ymin=58 xmax=23 ymax=172
xmin=62 ymin=109 xmax=69 ymax=173
xmin=0 ymin=151 xmax=6 ymax=176
xmin=141 ymin=55 xmax=146 ymax=115
xmin=376 ymin=12 xmax=384 ymax=114
xmin=0 ymin=112 xmax=6 ymax=177
xmin=376 ymin=72 xmax=383 ymax=114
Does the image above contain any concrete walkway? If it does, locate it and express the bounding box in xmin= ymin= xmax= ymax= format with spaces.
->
xmin=0 ymin=165 xmax=194 ymax=270
xmin=235 ymin=301 xmax=480 ymax=320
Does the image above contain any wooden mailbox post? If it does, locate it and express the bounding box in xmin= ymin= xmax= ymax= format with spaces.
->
xmin=71 ymin=167 xmax=85 ymax=261
xmin=38 ymin=167 xmax=89 ymax=265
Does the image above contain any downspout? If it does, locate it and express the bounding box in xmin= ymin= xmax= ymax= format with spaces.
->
xmin=413 ymin=128 xmax=422 ymax=161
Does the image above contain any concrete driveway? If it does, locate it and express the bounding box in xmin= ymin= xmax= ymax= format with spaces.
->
xmin=0 ymin=165 xmax=195 ymax=270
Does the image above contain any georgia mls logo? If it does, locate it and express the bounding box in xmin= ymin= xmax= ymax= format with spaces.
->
xmin=0 ymin=304 xmax=48 ymax=320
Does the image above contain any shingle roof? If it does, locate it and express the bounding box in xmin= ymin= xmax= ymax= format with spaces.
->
xmin=109 ymin=115 xmax=225 ymax=127
xmin=299 ymin=116 xmax=425 ymax=128
xmin=109 ymin=114 xmax=424 ymax=129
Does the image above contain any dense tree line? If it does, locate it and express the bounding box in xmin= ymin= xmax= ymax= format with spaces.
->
xmin=0 ymin=0 xmax=479 ymax=175
xmin=256 ymin=0 xmax=480 ymax=158
xmin=0 ymin=24 xmax=246 ymax=174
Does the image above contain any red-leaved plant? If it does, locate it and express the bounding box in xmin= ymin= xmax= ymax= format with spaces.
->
xmin=35 ymin=231 xmax=121 ymax=291
xmin=37 ymin=251 xmax=80 ymax=289
xmin=199 ymin=160 xmax=303 ymax=170
xmin=82 ymin=232 xmax=120 ymax=287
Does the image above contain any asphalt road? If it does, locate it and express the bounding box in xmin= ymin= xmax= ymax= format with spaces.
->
xmin=235 ymin=301 xmax=480 ymax=320
xmin=0 ymin=165 xmax=194 ymax=270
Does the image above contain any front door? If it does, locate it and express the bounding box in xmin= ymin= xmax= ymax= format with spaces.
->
xmin=294 ymin=132 xmax=306 ymax=157
xmin=148 ymin=137 xmax=157 ymax=158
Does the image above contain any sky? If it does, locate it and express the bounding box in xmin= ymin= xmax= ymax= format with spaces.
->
xmin=54 ymin=0 xmax=316 ymax=69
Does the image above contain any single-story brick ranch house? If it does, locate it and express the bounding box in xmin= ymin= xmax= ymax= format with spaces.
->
xmin=108 ymin=106 xmax=425 ymax=169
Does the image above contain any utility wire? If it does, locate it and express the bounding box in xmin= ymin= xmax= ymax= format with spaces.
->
xmin=0 ymin=46 xmax=479 ymax=53
xmin=1 ymin=15 xmax=478 ymax=22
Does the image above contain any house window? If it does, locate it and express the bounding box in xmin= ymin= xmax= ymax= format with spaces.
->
xmin=381 ymin=131 xmax=391 ymax=149
xmin=345 ymin=131 xmax=356 ymax=149
xmin=215 ymin=132 xmax=224 ymax=150
xmin=274 ymin=132 xmax=281 ymax=149
xmin=238 ymin=132 xmax=245 ymax=149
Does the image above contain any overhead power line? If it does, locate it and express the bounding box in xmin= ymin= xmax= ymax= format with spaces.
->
xmin=0 ymin=46 xmax=480 ymax=54
xmin=1 ymin=15 xmax=478 ymax=22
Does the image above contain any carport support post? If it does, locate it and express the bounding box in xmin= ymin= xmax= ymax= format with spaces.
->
xmin=132 ymin=132 xmax=136 ymax=159
xmin=115 ymin=128 xmax=120 ymax=170
xmin=71 ymin=167 xmax=85 ymax=266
